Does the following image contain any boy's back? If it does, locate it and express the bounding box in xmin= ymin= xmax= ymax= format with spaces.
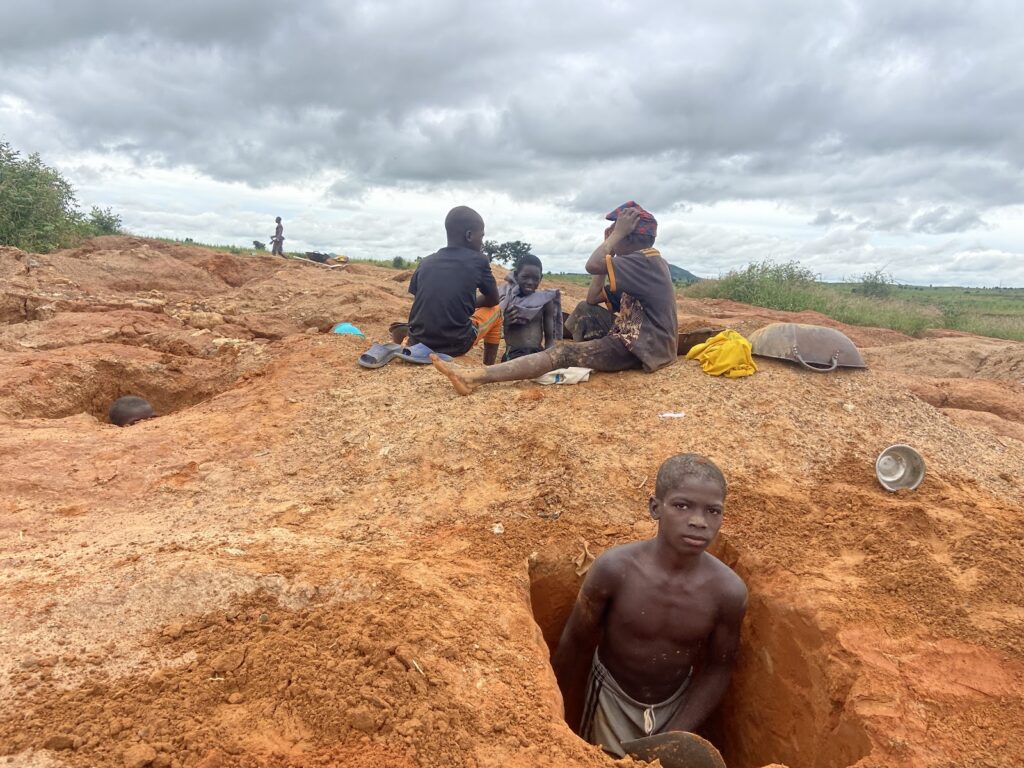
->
xmin=408 ymin=246 xmax=496 ymax=356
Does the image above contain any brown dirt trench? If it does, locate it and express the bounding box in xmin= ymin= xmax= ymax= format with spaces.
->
xmin=1 ymin=239 xmax=1023 ymax=768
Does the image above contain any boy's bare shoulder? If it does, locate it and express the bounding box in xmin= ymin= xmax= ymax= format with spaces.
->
xmin=703 ymin=552 xmax=748 ymax=610
xmin=587 ymin=541 xmax=647 ymax=583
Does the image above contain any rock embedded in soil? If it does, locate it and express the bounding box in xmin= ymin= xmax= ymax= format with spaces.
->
xmin=123 ymin=742 xmax=158 ymax=768
xmin=42 ymin=733 xmax=75 ymax=750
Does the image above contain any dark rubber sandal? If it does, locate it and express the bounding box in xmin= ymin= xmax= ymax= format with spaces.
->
xmin=358 ymin=342 xmax=402 ymax=369
xmin=398 ymin=343 xmax=452 ymax=364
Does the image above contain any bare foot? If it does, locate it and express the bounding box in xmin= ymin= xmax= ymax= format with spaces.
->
xmin=431 ymin=355 xmax=478 ymax=396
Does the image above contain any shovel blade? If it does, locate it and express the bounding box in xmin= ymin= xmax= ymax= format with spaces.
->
xmin=621 ymin=731 xmax=726 ymax=768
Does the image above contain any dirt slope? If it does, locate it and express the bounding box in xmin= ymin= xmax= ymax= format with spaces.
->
xmin=1 ymin=238 xmax=1022 ymax=768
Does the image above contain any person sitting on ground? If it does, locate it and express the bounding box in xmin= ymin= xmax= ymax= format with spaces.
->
xmin=108 ymin=396 xmax=156 ymax=427
xmin=565 ymin=224 xmax=622 ymax=342
xmin=499 ymin=254 xmax=561 ymax=361
xmin=406 ymin=206 xmax=501 ymax=363
xmin=552 ymin=454 xmax=747 ymax=758
xmin=431 ymin=201 xmax=677 ymax=394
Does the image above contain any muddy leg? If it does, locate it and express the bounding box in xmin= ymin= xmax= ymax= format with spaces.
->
xmin=432 ymin=349 xmax=562 ymax=396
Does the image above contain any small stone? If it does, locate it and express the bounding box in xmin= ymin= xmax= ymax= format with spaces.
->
xmin=162 ymin=623 xmax=185 ymax=640
xmin=227 ymin=692 xmax=244 ymax=704
xmin=258 ymin=613 xmax=270 ymax=624
xmin=147 ymin=670 xmax=168 ymax=690
xmin=43 ymin=734 xmax=75 ymax=751
xmin=348 ymin=705 xmax=378 ymax=734
xmin=490 ymin=523 xmax=504 ymax=535
xmin=194 ymin=750 xmax=226 ymax=768
xmin=186 ymin=311 xmax=225 ymax=330
xmin=210 ymin=648 xmax=246 ymax=673
xmin=123 ymin=743 xmax=157 ymax=768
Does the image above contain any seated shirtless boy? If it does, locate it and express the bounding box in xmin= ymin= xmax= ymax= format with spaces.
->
xmin=500 ymin=254 xmax=561 ymax=360
xmin=552 ymin=454 xmax=747 ymax=757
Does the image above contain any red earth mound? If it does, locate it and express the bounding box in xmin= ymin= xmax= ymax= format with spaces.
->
xmin=1 ymin=238 xmax=1021 ymax=768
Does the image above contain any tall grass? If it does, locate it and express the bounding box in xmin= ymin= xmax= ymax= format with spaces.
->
xmin=684 ymin=261 xmax=936 ymax=337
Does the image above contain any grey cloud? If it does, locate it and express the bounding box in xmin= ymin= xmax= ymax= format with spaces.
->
xmin=1 ymin=0 xmax=1022 ymax=285
xmin=810 ymin=209 xmax=854 ymax=226
xmin=909 ymin=206 xmax=986 ymax=235
xmin=4 ymin=0 xmax=1022 ymax=211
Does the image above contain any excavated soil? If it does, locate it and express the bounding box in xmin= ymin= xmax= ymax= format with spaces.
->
xmin=1 ymin=237 xmax=1022 ymax=768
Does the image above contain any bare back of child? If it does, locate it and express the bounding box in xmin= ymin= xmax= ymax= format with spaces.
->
xmin=552 ymin=454 xmax=747 ymax=758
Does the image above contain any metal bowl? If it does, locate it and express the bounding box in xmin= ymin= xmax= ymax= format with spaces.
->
xmin=875 ymin=444 xmax=925 ymax=492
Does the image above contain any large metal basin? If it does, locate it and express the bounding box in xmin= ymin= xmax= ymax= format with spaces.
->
xmin=747 ymin=322 xmax=866 ymax=372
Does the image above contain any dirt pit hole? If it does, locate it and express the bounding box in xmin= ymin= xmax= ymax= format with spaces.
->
xmin=527 ymin=539 xmax=872 ymax=768
xmin=7 ymin=355 xmax=241 ymax=423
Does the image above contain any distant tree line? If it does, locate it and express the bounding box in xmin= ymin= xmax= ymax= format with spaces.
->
xmin=0 ymin=140 xmax=124 ymax=252
xmin=483 ymin=240 xmax=534 ymax=271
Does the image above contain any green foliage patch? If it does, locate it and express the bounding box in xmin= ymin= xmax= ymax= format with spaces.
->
xmin=0 ymin=141 xmax=123 ymax=252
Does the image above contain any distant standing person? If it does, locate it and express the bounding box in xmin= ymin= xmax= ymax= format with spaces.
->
xmin=271 ymin=217 xmax=285 ymax=256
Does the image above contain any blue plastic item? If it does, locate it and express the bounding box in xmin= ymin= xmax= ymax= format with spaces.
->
xmin=332 ymin=322 xmax=365 ymax=337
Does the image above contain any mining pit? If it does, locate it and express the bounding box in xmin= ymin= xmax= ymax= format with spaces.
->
xmin=1 ymin=238 xmax=1022 ymax=768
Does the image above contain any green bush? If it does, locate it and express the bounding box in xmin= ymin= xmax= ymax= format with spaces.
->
xmin=86 ymin=206 xmax=123 ymax=235
xmin=0 ymin=141 xmax=124 ymax=251
xmin=687 ymin=260 xmax=817 ymax=311
xmin=0 ymin=141 xmax=82 ymax=252
xmin=859 ymin=268 xmax=894 ymax=298
xmin=684 ymin=259 xmax=934 ymax=336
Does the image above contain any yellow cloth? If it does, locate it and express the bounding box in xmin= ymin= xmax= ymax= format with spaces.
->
xmin=685 ymin=329 xmax=757 ymax=378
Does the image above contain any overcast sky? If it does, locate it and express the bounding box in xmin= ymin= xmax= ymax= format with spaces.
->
xmin=2 ymin=0 xmax=1022 ymax=285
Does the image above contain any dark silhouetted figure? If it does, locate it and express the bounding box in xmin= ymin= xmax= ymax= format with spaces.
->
xmin=271 ymin=217 xmax=284 ymax=256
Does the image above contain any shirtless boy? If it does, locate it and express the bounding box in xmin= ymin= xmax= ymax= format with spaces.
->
xmin=500 ymin=254 xmax=560 ymax=360
xmin=552 ymin=454 xmax=747 ymax=757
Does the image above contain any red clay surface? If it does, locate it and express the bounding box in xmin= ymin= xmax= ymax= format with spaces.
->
xmin=1 ymin=238 xmax=1022 ymax=768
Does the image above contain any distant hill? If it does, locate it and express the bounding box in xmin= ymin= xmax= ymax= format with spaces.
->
xmin=668 ymin=264 xmax=702 ymax=284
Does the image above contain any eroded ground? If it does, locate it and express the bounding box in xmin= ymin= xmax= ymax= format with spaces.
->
xmin=1 ymin=238 xmax=1022 ymax=768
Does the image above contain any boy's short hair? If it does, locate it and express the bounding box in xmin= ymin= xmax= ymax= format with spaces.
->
xmin=109 ymin=395 xmax=155 ymax=427
xmin=655 ymin=454 xmax=727 ymax=498
xmin=515 ymin=254 xmax=543 ymax=273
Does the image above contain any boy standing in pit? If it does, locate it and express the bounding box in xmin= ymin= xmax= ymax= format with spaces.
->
xmin=552 ymin=454 xmax=747 ymax=757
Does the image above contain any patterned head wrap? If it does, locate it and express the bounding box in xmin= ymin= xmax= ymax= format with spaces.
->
xmin=605 ymin=201 xmax=657 ymax=238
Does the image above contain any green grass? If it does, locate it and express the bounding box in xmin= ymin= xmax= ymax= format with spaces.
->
xmin=152 ymin=237 xmax=260 ymax=256
xmin=346 ymin=257 xmax=411 ymax=270
xmin=825 ymin=282 xmax=1024 ymax=341
xmin=681 ymin=260 xmax=1024 ymax=341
